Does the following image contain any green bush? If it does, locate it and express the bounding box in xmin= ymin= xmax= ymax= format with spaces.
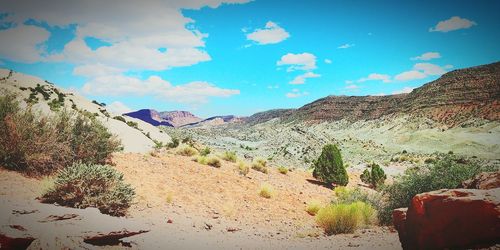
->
xmin=126 ymin=121 xmax=139 ymax=129
xmin=333 ymin=187 xmax=382 ymax=210
xmin=221 ymin=151 xmax=237 ymax=162
xmin=200 ymin=147 xmax=211 ymax=156
xmin=167 ymin=138 xmax=179 ymax=148
xmin=0 ymin=95 xmax=121 ymax=176
xmin=40 ymin=163 xmax=135 ymax=216
xmin=251 ymin=158 xmax=268 ymax=174
xmin=379 ymin=156 xmax=492 ymax=224
xmin=113 ymin=116 xmax=126 ymax=123
xmin=206 ymin=157 xmax=221 ymax=168
xmin=312 ymin=144 xmax=348 ymax=186
xmin=305 ymin=200 xmax=322 ymax=215
xmin=177 ymin=146 xmax=198 ymax=156
xmin=360 ymin=163 xmax=386 ymax=189
xmin=316 ymin=201 xmax=376 ymax=235
xmin=237 ymin=161 xmax=249 ymax=176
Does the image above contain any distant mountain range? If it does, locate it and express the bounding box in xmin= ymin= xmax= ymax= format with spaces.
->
xmin=124 ymin=109 xmax=243 ymax=128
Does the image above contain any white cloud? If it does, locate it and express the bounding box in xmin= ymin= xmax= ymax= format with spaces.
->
xmin=392 ymin=87 xmax=414 ymax=95
xmin=73 ymin=64 xmax=124 ymax=77
xmin=107 ymin=101 xmax=133 ymax=114
xmin=394 ymin=70 xmax=427 ymax=81
xmin=413 ymin=63 xmax=447 ymax=75
xmin=82 ymin=74 xmax=240 ymax=104
xmin=372 ymin=93 xmax=386 ymax=96
xmin=357 ymin=73 xmax=391 ymax=83
xmin=246 ymin=21 xmax=290 ymax=45
xmin=290 ymin=72 xmax=320 ymax=85
xmin=285 ymin=89 xmax=309 ymax=98
xmin=277 ymin=52 xmax=317 ymax=71
xmin=444 ymin=64 xmax=454 ymax=69
xmin=429 ymin=16 xmax=477 ymax=32
xmin=324 ymin=59 xmax=332 ymax=64
xmin=337 ymin=43 xmax=355 ymax=49
xmin=345 ymin=80 xmax=353 ymax=84
xmin=0 ymin=24 xmax=50 ymax=63
xmin=267 ymin=84 xmax=279 ymax=89
xmin=345 ymin=84 xmax=359 ymax=90
xmin=411 ymin=52 xmax=441 ymax=61
xmin=0 ymin=0 xmax=249 ymax=70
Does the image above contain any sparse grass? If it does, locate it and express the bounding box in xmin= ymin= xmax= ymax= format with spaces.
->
xmin=277 ymin=166 xmax=288 ymax=174
xmin=259 ymin=183 xmax=274 ymax=198
xmin=195 ymin=155 xmax=208 ymax=165
xmin=166 ymin=192 xmax=173 ymax=204
xmin=221 ymin=151 xmax=237 ymax=162
xmin=206 ymin=157 xmax=221 ymax=168
xmin=237 ymin=161 xmax=249 ymax=176
xmin=315 ymin=201 xmax=376 ymax=235
xmin=251 ymin=158 xmax=269 ymax=174
xmin=305 ymin=200 xmax=322 ymax=216
xmin=177 ymin=146 xmax=198 ymax=156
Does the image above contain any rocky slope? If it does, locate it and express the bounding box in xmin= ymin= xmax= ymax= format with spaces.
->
xmin=0 ymin=69 xmax=171 ymax=153
xmin=183 ymin=115 xmax=244 ymax=127
xmin=125 ymin=109 xmax=202 ymax=127
xmin=271 ymin=62 xmax=500 ymax=126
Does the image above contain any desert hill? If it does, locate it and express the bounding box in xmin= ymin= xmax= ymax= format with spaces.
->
xmin=125 ymin=109 xmax=202 ymax=127
xmin=0 ymin=69 xmax=172 ymax=153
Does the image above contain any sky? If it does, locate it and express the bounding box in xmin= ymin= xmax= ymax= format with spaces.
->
xmin=0 ymin=0 xmax=499 ymax=117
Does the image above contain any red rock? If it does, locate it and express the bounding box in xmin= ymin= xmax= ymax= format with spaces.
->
xmin=393 ymin=188 xmax=500 ymax=250
xmin=392 ymin=208 xmax=408 ymax=247
xmin=167 ymin=219 xmax=173 ymax=223
xmin=461 ymin=171 xmax=500 ymax=190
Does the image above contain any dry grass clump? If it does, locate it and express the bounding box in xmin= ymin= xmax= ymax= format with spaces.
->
xmin=259 ymin=183 xmax=274 ymax=198
xmin=177 ymin=146 xmax=198 ymax=156
xmin=166 ymin=192 xmax=173 ymax=204
xmin=315 ymin=201 xmax=376 ymax=235
xmin=277 ymin=166 xmax=288 ymax=174
xmin=196 ymin=155 xmax=221 ymax=168
xmin=305 ymin=200 xmax=322 ymax=215
xmin=221 ymin=151 xmax=237 ymax=162
xmin=251 ymin=158 xmax=269 ymax=174
xmin=237 ymin=161 xmax=250 ymax=176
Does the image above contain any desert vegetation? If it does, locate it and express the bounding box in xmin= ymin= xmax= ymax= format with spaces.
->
xmin=251 ymin=158 xmax=269 ymax=174
xmin=259 ymin=183 xmax=274 ymax=198
xmin=312 ymin=144 xmax=348 ymax=186
xmin=360 ymin=162 xmax=386 ymax=189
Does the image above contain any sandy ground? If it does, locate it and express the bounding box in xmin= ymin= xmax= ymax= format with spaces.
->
xmin=0 ymin=152 xmax=402 ymax=249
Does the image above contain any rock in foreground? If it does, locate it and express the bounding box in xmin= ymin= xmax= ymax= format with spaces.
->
xmin=393 ymin=188 xmax=500 ymax=250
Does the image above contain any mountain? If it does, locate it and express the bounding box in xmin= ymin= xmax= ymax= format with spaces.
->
xmin=248 ymin=62 xmax=500 ymax=127
xmin=0 ymin=69 xmax=172 ymax=153
xmin=166 ymin=61 xmax=500 ymax=169
xmin=124 ymin=110 xmax=201 ymax=127
xmin=183 ymin=115 xmax=243 ymax=127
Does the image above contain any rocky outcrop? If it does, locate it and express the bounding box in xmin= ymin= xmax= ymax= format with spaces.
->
xmin=461 ymin=171 xmax=500 ymax=190
xmin=184 ymin=115 xmax=244 ymax=127
xmin=124 ymin=109 xmax=174 ymax=127
xmin=261 ymin=62 xmax=500 ymax=126
xmin=0 ymin=198 xmax=149 ymax=249
xmin=159 ymin=111 xmax=202 ymax=127
xmin=393 ymin=188 xmax=500 ymax=250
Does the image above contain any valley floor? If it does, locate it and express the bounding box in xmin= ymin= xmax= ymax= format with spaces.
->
xmin=0 ymin=152 xmax=402 ymax=249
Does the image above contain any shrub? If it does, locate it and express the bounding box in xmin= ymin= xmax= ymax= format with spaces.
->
xmin=251 ymin=158 xmax=268 ymax=174
xmin=177 ymin=146 xmax=197 ymax=156
xmin=40 ymin=163 xmax=135 ymax=216
xmin=195 ymin=155 xmax=208 ymax=165
xmin=237 ymin=161 xmax=250 ymax=176
xmin=166 ymin=192 xmax=173 ymax=204
xmin=0 ymin=95 xmax=121 ymax=176
xmin=221 ymin=151 xmax=237 ymax=162
xmin=312 ymin=144 xmax=348 ymax=186
xmin=153 ymin=140 xmax=164 ymax=150
xmin=206 ymin=157 xmax=221 ymax=168
xmin=200 ymin=147 xmax=211 ymax=156
xmin=126 ymin=121 xmax=139 ymax=129
xmin=277 ymin=166 xmax=288 ymax=175
xmin=360 ymin=163 xmax=386 ymax=189
xmin=378 ymin=156 xmax=491 ymax=224
xmin=113 ymin=116 xmax=126 ymax=123
xmin=315 ymin=201 xmax=376 ymax=235
xmin=259 ymin=183 xmax=273 ymax=198
xmin=305 ymin=200 xmax=322 ymax=215
xmin=167 ymin=138 xmax=179 ymax=148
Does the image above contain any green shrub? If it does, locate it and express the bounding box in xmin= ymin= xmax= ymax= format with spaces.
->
xmin=153 ymin=140 xmax=164 ymax=149
xmin=251 ymin=158 xmax=268 ymax=174
xmin=379 ymin=156 xmax=491 ymax=224
xmin=305 ymin=200 xmax=322 ymax=215
xmin=167 ymin=138 xmax=179 ymax=148
xmin=259 ymin=183 xmax=273 ymax=198
xmin=113 ymin=116 xmax=126 ymax=123
xmin=177 ymin=146 xmax=198 ymax=156
xmin=206 ymin=157 xmax=221 ymax=168
xmin=360 ymin=163 xmax=386 ymax=189
xmin=0 ymin=95 xmax=121 ymax=176
xmin=126 ymin=121 xmax=139 ymax=129
xmin=315 ymin=201 xmax=376 ymax=235
xmin=333 ymin=187 xmax=382 ymax=210
xmin=195 ymin=155 xmax=208 ymax=165
xmin=221 ymin=151 xmax=237 ymax=162
xmin=40 ymin=163 xmax=135 ymax=216
xmin=237 ymin=161 xmax=250 ymax=176
xmin=200 ymin=147 xmax=211 ymax=156
xmin=312 ymin=144 xmax=348 ymax=186
xmin=277 ymin=166 xmax=288 ymax=175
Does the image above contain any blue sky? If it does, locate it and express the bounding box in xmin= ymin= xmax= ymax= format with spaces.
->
xmin=0 ymin=0 xmax=499 ymax=117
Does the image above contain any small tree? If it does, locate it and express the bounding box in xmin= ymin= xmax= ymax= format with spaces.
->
xmin=360 ymin=163 xmax=386 ymax=189
xmin=313 ymin=144 xmax=348 ymax=186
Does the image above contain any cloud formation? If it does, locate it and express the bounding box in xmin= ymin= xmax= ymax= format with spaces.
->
xmin=285 ymin=89 xmax=309 ymax=98
xmin=429 ymin=16 xmax=477 ymax=32
xmin=395 ymin=63 xmax=452 ymax=81
xmin=411 ymin=52 xmax=441 ymax=61
xmin=357 ymin=73 xmax=391 ymax=83
xmin=392 ymin=87 xmax=414 ymax=95
xmin=277 ymin=53 xmax=317 ymax=71
xmin=290 ymin=72 xmax=320 ymax=85
xmin=246 ymin=21 xmax=290 ymax=45
xmin=337 ymin=43 xmax=355 ymax=49
xmin=107 ymin=101 xmax=133 ymax=115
